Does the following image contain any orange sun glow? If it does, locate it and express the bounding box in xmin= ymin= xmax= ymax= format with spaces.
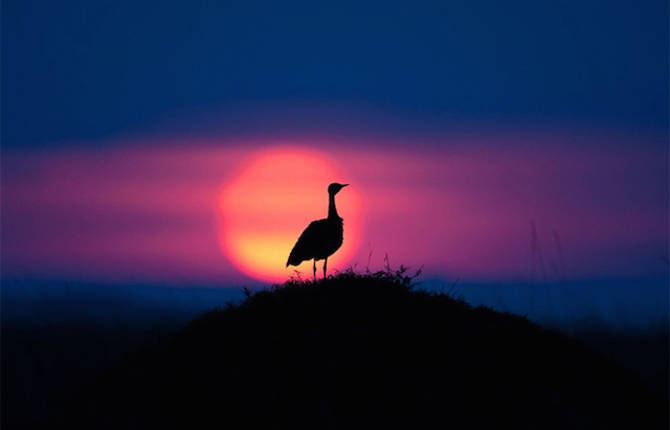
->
xmin=219 ymin=148 xmax=362 ymax=282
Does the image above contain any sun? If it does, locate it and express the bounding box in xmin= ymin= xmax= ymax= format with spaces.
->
xmin=218 ymin=147 xmax=362 ymax=282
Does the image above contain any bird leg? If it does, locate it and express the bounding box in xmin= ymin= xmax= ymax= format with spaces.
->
xmin=323 ymin=257 xmax=328 ymax=279
xmin=313 ymin=259 xmax=317 ymax=283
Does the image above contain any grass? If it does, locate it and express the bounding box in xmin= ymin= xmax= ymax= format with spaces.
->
xmin=45 ymin=269 xmax=667 ymax=429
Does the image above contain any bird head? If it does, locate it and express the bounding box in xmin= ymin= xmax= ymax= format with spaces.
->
xmin=328 ymin=182 xmax=349 ymax=195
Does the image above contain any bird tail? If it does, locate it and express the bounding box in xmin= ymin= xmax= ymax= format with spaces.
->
xmin=286 ymin=249 xmax=303 ymax=267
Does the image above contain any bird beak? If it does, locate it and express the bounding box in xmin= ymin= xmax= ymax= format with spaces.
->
xmin=341 ymin=184 xmax=349 ymax=188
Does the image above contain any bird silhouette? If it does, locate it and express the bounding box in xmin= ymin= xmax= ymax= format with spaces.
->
xmin=286 ymin=183 xmax=349 ymax=281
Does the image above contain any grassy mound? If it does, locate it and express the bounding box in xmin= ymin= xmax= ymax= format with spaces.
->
xmin=72 ymin=270 xmax=665 ymax=429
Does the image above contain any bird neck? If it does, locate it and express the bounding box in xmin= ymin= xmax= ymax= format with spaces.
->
xmin=328 ymin=193 xmax=340 ymax=220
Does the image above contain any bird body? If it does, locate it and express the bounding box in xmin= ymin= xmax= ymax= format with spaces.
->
xmin=286 ymin=218 xmax=343 ymax=265
xmin=286 ymin=183 xmax=348 ymax=280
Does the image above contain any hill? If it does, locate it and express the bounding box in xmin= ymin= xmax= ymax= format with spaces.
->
xmin=66 ymin=270 xmax=666 ymax=429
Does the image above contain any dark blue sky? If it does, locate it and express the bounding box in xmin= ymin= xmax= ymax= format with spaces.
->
xmin=3 ymin=0 xmax=668 ymax=148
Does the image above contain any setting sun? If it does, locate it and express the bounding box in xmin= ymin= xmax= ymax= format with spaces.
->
xmin=218 ymin=148 xmax=362 ymax=282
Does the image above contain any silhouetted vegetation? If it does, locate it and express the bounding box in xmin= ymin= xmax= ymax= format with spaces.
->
xmin=46 ymin=270 xmax=666 ymax=429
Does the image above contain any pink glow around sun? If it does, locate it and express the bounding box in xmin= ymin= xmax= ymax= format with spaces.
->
xmin=1 ymin=131 xmax=666 ymax=284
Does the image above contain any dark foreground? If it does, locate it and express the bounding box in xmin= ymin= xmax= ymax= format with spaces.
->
xmin=3 ymin=271 xmax=667 ymax=429
xmin=23 ymin=270 xmax=659 ymax=429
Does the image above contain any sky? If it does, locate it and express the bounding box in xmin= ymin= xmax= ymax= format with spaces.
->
xmin=1 ymin=1 xmax=668 ymax=323
xmin=3 ymin=0 xmax=667 ymax=147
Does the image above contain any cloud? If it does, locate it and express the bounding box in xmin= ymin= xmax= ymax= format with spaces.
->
xmin=2 ymin=130 xmax=666 ymax=283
